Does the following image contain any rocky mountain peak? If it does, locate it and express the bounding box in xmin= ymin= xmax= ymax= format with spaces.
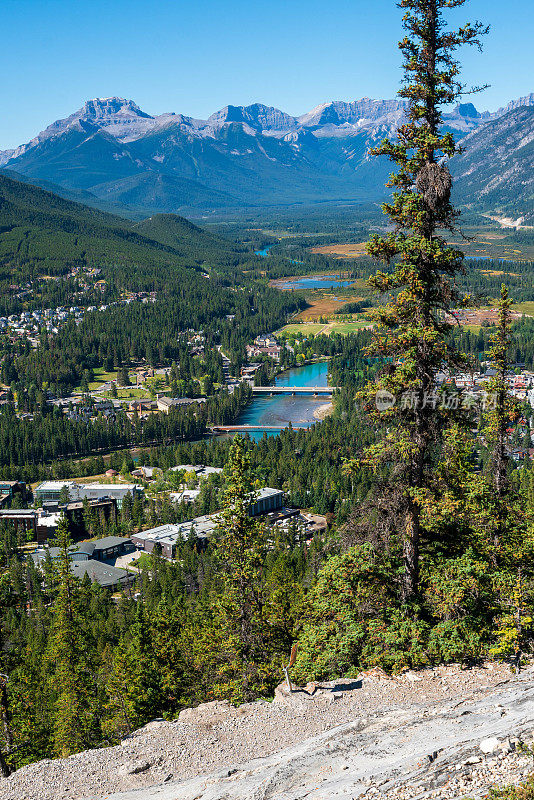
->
xmin=80 ymin=97 xmax=154 ymax=122
xmin=496 ymin=92 xmax=534 ymax=116
xmin=456 ymin=102 xmax=481 ymax=118
xmin=206 ymin=103 xmax=297 ymax=133
xmin=298 ymin=98 xmax=408 ymax=131
xmin=0 ymin=91 xmax=532 ymax=215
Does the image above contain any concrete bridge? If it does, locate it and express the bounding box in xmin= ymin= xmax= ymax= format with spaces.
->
xmin=251 ymin=386 xmax=337 ymax=396
xmin=210 ymin=424 xmax=310 ymax=433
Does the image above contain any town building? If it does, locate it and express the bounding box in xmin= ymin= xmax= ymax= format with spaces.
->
xmin=156 ymin=396 xmax=206 ymax=414
xmin=31 ymin=535 xmax=134 ymax=564
xmin=169 ymin=464 xmax=223 ymax=478
xmin=249 ymin=487 xmax=284 ymax=515
xmin=254 ymin=334 xmax=279 ymax=348
xmin=267 ymin=509 xmax=328 ymax=541
xmin=169 ymin=488 xmax=201 ymax=504
xmin=0 ymin=508 xmax=61 ymax=543
xmin=129 ymin=399 xmax=155 ymax=413
xmin=34 ymin=481 xmax=144 ymax=508
xmin=245 ymin=344 xmax=282 ymax=361
xmin=0 ymin=480 xmax=27 ymax=507
xmin=131 ymin=466 xmax=159 ymax=480
xmin=0 ymin=480 xmax=27 ymax=500
xmin=69 ymin=560 xmax=136 ymax=590
xmin=132 ymin=488 xmax=285 ymax=558
xmin=131 ymin=514 xmax=219 ymax=558
xmin=64 ymin=497 xmax=118 ymax=537
xmin=31 ymin=536 xmax=136 ymax=590
xmin=136 ymin=367 xmax=154 ymax=386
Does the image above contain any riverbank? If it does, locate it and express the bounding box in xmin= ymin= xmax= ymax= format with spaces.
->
xmin=313 ymin=402 xmax=333 ymax=420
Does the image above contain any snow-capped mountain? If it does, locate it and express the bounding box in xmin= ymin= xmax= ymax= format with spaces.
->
xmin=0 ymin=94 xmax=532 ymax=214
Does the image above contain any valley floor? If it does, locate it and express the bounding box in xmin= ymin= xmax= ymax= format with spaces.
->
xmin=3 ymin=662 xmax=534 ymax=800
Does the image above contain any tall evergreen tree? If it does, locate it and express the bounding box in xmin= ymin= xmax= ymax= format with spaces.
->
xmin=484 ymin=284 xmax=518 ymax=560
xmin=358 ymin=0 xmax=488 ymax=600
xmin=211 ymin=436 xmax=283 ymax=701
xmin=45 ymin=516 xmax=98 ymax=756
xmin=103 ymin=604 xmax=161 ymax=740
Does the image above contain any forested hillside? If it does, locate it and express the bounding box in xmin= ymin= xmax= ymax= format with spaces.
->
xmin=0 ymin=173 xmax=237 ymax=278
xmin=0 ymin=174 xmax=305 ymax=469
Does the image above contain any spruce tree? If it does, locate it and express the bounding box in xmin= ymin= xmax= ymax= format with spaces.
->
xmin=46 ymin=515 xmax=98 ymax=756
xmin=150 ymin=601 xmax=186 ymax=712
xmin=484 ymin=284 xmax=518 ymax=559
xmin=103 ymin=605 xmax=161 ymax=740
xmin=212 ymin=436 xmax=283 ymax=701
xmin=359 ymin=0 xmax=488 ymax=600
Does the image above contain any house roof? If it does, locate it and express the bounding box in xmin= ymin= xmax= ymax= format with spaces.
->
xmin=253 ymin=487 xmax=284 ymax=502
xmin=36 ymin=481 xmax=76 ymax=492
xmin=91 ymin=536 xmax=131 ymax=550
xmin=133 ymin=514 xmax=221 ymax=547
xmin=169 ymin=464 xmax=223 ymax=476
xmin=132 ymin=466 xmax=157 ymax=478
xmin=70 ymin=560 xmax=134 ymax=588
xmin=31 ymin=540 xmax=95 ymax=562
xmin=169 ymin=489 xmax=201 ymax=503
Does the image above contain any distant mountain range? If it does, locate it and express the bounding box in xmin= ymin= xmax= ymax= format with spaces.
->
xmin=1 ymin=94 xmax=533 ymax=219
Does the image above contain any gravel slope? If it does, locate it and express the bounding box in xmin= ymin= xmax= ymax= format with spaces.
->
xmin=2 ymin=663 xmax=534 ymax=800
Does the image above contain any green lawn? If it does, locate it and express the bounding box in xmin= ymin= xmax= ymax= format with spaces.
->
xmin=103 ymin=387 xmax=151 ymax=399
xmin=279 ymin=323 xmax=326 ymax=335
xmin=325 ymin=320 xmax=372 ymax=335
xmin=514 ymin=302 xmax=534 ymax=316
xmin=75 ymin=367 xmax=119 ymax=392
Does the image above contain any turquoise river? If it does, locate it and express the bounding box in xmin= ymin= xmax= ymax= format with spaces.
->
xmin=229 ymin=360 xmax=330 ymax=441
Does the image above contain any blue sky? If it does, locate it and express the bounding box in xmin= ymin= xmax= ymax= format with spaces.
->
xmin=1 ymin=0 xmax=532 ymax=150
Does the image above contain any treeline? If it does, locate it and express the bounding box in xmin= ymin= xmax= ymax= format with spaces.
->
xmin=0 ymin=383 xmax=252 ymax=480
xmin=451 ymin=316 xmax=534 ymax=367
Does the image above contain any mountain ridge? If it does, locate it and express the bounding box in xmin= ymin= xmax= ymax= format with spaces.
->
xmin=4 ymin=92 xmax=532 ymax=158
xmin=0 ymin=171 xmax=236 ymax=275
xmin=2 ymin=93 xmax=532 ymax=216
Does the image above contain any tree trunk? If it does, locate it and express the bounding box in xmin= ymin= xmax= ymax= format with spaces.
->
xmin=402 ymin=502 xmax=420 ymax=601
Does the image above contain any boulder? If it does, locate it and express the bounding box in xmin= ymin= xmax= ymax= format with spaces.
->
xmin=480 ymin=737 xmax=500 ymax=754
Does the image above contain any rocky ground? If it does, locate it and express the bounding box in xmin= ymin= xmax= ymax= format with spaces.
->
xmin=2 ymin=662 xmax=534 ymax=800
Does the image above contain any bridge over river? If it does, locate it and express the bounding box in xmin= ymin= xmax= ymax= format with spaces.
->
xmin=210 ymin=424 xmax=310 ymax=433
xmin=251 ymin=386 xmax=337 ymax=395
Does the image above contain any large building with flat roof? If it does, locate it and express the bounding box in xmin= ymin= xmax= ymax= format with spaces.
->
xmin=249 ymin=487 xmax=284 ymax=516
xmin=69 ymin=560 xmax=135 ymax=590
xmin=131 ymin=515 xmax=220 ymax=558
xmin=35 ymin=481 xmax=143 ymax=508
xmin=31 ymin=536 xmax=134 ymax=565
xmin=31 ymin=536 xmax=136 ymax=590
xmin=131 ymin=487 xmax=285 ymax=559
